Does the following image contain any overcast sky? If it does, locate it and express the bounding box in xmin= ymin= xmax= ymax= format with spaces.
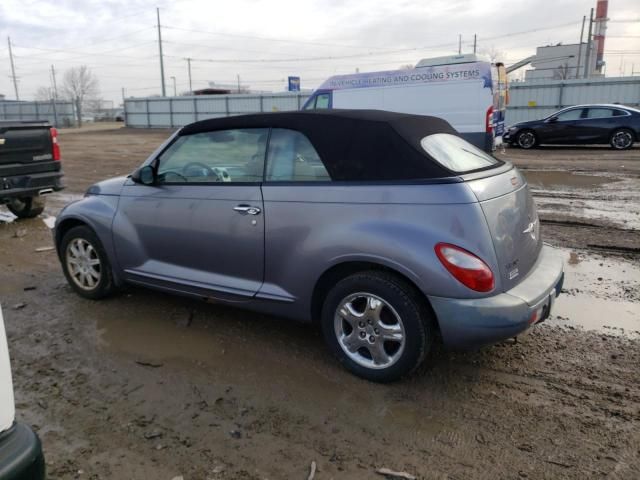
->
xmin=0 ymin=0 xmax=638 ymax=105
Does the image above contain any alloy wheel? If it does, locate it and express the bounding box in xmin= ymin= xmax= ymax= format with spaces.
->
xmin=334 ymin=292 xmax=405 ymax=370
xmin=517 ymin=131 xmax=535 ymax=149
xmin=612 ymin=131 xmax=633 ymax=150
xmin=65 ymin=238 xmax=102 ymax=291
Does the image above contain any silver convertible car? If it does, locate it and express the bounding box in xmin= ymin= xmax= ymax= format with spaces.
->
xmin=55 ymin=110 xmax=564 ymax=382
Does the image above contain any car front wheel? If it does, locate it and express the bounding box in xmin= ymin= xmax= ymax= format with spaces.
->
xmin=60 ymin=225 xmax=115 ymax=299
xmin=610 ymin=128 xmax=634 ymax=150
xmin=321 ymin=271 xmax=434 ymax=382
xmin=516 ymin=130 xmax=537 ymax=149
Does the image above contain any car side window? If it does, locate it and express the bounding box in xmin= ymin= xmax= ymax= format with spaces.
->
xmin=315 ymin=93 xmax=330 ymax=109
xmin=156 ymin=128 xmax=268 ymax=184
xmin=555 ymin=109 xmax=583 ymax=121
xmin=586 ymin=108 xmax=615 ymax=119
xmin=265 ymin=129 xmax=331 ymax=182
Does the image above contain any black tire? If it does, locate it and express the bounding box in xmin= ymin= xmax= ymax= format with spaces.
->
xmin=516 ymin=129 xmax=537 ymax=149
xmin=321 ymin=271 xmax=435 ymax=383
xmin=610 ymin=128 xmax=635 ymax=150
xmin=6 ymin=196 xmax=45 ymax=219
xmin=59 ymin=225 xmax=116 ymax=300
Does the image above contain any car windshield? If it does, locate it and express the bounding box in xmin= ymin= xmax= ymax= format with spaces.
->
xmin=420 ymin=133 xmax=500 ymax=173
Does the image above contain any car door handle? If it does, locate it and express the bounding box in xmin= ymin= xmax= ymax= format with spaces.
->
xmin=233 ymin=204 xmax=261 ymax=215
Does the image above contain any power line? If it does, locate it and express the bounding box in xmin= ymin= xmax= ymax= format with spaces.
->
xmin=162 ymin=25 xmax=381 ymax=51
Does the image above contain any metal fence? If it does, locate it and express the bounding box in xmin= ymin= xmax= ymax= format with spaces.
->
xmin=506 ymin=76 xmax=640 ymax=124
xmin=125 ymin=93 xmax=309 ymax=128
xmin=0 ymin=100 xmax=76 ymax=127
xmin=125 ymin=76 xmax=640 ymax=128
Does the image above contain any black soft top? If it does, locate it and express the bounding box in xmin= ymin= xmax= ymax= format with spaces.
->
xmin=180 ymin=109 xmax=459 ymax=181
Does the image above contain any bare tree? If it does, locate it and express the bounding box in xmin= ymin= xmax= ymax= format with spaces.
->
xmin=61 ymin=65 xmax=99 ymax=127
xmin=479 ymin=46 xmax=506 ymax=64
xmin=553 ymin=63 xmax=571 ymax=80
xmin=398 ymin=63 xmax=415 ymax=70
xmin=34 ymin=86 xmax=53 ymax=102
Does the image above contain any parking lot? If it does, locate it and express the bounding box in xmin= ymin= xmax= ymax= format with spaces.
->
xmin=1 ymin=126 xmax=639 ymax=479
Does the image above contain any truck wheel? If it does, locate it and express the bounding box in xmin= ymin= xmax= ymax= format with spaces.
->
xmin=7 ymin=196 xmax=45 ymax=219
xmin=610 ymin=128 xmax=634 ymax=150
xmin=60 ymin=225 xmax=115 ymax=299
xmin=321 ymin=271 xmax=434 ymax=383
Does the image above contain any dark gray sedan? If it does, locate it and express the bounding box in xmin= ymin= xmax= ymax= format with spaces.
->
xmin=504 ymin=104 xmax=640 ymax=150
xmin=55 ymin=110 xmax=563 ymax=382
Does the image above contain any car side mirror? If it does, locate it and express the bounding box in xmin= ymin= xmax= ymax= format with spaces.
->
xmin=132 ymin=165 xmax=156 ymax=185
xmin=547 ymin=116 xmax=558 ymax=123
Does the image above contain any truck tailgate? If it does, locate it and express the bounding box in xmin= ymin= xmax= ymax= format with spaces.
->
xmin=0 ymin=125 xmax=53 ymax=166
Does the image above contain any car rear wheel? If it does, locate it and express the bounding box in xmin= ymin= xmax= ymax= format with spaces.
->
xmin=610 ymin=128 xmax=634 ymax=150
xmin=60 ymin=225 xmax=115 ymax=299
xmin=6 ymin=196 xmax=45 ymax=219
xmin=321 ymin=271 xmax=434 ymax=382
xmin=516 ymin=130 xmax=537 ymax=149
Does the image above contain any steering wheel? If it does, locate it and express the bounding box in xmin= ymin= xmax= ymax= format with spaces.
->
xmin=182 ymin=162 xmax=222 ymax=180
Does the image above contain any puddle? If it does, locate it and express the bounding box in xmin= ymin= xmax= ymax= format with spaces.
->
xmin=523 ymin=170 xmax=618 ymax=189
xmin=548 ymin=248 xmax=640 ymax=338
xmin=93 ymin=295 xmax=448 ymax=434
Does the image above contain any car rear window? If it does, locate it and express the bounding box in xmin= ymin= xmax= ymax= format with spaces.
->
xmin=420 ymin=133 xmax=500 ymax=173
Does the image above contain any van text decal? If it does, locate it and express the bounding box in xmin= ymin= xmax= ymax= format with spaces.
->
xmin=319 ymin=63 xmax=492 ymax=91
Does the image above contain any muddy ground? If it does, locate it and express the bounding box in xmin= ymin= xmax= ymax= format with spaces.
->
xmin=1 ymin=127 xmax=639 ymax=479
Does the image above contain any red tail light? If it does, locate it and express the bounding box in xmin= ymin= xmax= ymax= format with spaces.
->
xmin=50 ymin=127 xmax=61 ymax=161
xmin=435 ymin=243 xmax=495 ymax=292
xmin=485 ymin=106 xmax=494 ymax=133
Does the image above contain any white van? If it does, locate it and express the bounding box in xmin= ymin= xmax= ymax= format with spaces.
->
xmin=0 ymin=306 xmax=45 ymax=478
xmin=303 ymin=54 xmax=509 ymax=152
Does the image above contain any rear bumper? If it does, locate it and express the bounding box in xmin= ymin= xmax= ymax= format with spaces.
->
xmin=1 ymin=170 xmax=64 ymax=201
xmin=428 ymin=245 xmax=564 ymax=350
xmin=0 ymin=422 xmax=45 ymax=480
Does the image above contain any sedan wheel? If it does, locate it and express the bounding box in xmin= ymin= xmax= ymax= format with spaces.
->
xmin=321 ymin=271 xmax=434 ymax=382
xmin=66 ymin=238 xmax=102 ymax=291
xmin=60 ymin=225 xmax=115 ymax=299
xmin=610 ymin=129 xmax=634 ymax=150
xmin=334 ymin=293 xmax=405 ymax=370
xmin=516 ymin=130 xmax=536 ymax=149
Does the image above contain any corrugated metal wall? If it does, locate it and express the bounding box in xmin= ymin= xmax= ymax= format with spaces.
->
xmin=125 ymin=93 xmax=309 ymax=128
xmin=125 ymin=77 xmax=640 ymax=128
xmin=506 ymin=76 xmax=640 ymax=124
xmin=0 ymin=100 xmax=76 ymax=127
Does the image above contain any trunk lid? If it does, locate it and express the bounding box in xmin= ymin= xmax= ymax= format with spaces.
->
xmin=465 ymin=165 xmax=542 ymax=292
xmin=0 ymin=122 xmax=53 ymax=166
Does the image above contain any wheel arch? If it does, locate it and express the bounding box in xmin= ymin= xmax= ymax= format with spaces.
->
xmin=310 ymin=260 xmax=440 ymax=333
xmin=55 ymin=217 xmax=93 ymax=251
xmin=610 ymin=126 xmax=637 ymax=140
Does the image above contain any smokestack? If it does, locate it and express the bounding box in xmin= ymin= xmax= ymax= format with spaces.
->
xmin=593 ymin=0 xmax=608 ymax=73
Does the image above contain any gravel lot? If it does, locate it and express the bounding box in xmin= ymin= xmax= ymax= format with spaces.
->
xmin=1 ymin=126 xmax=639 ymax=479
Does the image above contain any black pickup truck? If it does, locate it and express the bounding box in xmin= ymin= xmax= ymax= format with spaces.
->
xmin=0 ymin=121 xmax=63 ymax=218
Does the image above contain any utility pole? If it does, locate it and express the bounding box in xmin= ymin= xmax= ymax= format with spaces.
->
xmin=121 ymin=87 xmax=127 ymax=124
xmin=186 ymin=58 xmax=193 ymax=94
xmin=583 ymin=8 xmax=594 ymax=79
xmin=157 ymin=7 xmax=166 ymax=97
xmin=576 ymin=15 xmax=586 ymax=79
xmin=50 ymin=65 xmax=59 ymax=127
xmin=170 ymin=76 xmax=177 ymax=96
xmin=50 ymin=64 xmax=59 ymax=100
xmin=473 ymin=34 xmax=477 ymax=54
xmin=7 ymin=37 xmax=19 ymax=101
xmin=458 ymin=35 xmax=462 ymax=54
xmin=237 ymin=74 xmax=241 ymax=93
